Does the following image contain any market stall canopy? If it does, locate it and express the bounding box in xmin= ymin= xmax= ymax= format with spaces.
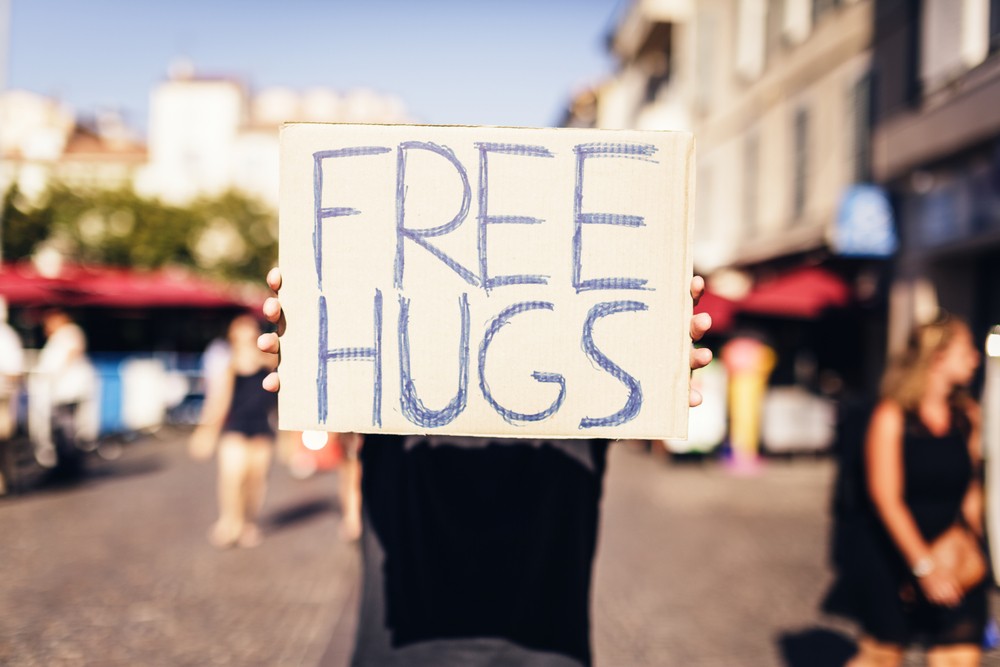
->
xmin=738 ymin=267 xmax=850 ymax=319
xmin=0 ymin=263 xmax=263 ymax=310
xmin=0 ymin=267 xmax=60 ymax=306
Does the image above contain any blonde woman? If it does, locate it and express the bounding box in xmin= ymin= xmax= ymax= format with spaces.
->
xmin=191 ymin=315 xmax=278 ymax=549
xmin=849 ymin=315 xmax=987 ymax=667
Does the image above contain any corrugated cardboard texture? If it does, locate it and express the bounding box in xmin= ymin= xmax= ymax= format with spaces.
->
xmin=279 ymin=123 xmax=694 ymax=439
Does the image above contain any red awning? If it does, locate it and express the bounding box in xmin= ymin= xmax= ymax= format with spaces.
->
xmin=0 ymin=263 xmax=263 ymax=310
xmin=738 ymin=267 xmax=850 ymax=319
xmin=0 ymin=270 xmax=58 ymax=307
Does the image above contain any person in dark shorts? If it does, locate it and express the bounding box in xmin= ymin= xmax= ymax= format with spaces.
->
xmin=258 ymin=268 xmax=713 ymax=666
xmin=192 ymin=314 xmax=278 ymax=549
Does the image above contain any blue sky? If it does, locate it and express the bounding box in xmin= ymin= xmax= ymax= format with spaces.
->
xmin=6 ymin=0 xmax=620 ymax=132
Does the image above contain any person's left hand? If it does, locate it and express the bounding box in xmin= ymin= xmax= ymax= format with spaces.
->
xmin=259 ymin=268 xmax=714 ymax=407
xmin=689 ymin=275 xmax=713 ymax=407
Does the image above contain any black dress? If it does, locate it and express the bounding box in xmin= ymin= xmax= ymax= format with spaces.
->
xmin=828 ymin=406 xmax=989 ymax=647
xmin=221 ymin=368 xmax=277 ymax=438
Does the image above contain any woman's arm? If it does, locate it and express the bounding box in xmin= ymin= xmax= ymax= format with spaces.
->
xmin=866 ymin=401 xmax=931 ymax=567
xmin=960 ymin=401 xmax=984 ymax=536
xmin=866 ymin=400 xmax=961 ymax=606
xmin=189 ymin=366 xmax=235 ymax=460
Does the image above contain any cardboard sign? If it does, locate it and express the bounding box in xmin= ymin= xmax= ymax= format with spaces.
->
xmin=278 ymin=123 xmax=694 ymax=439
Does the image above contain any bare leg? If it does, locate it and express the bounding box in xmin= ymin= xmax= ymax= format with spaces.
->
xmin=927 ymin=645 xmax=982 ymax=667
xmin=846 ymin=637 xmax=904 ymax=667
xmin=339 ymin=433 xmax=363 ymax=542
xmin=211 ymin=435 xmax=249 ymax=548
xmin=238 ymin=436 xmax=273 ymax=548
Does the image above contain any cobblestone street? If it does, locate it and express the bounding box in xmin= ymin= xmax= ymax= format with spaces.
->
xmin=2 ymin=431 xmax=997 ymax=666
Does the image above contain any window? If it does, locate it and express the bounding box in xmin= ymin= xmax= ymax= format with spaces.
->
xmin=784 ymin=0 xmax=812 ymax=44
xmin=698 ymin=168 xmax=713 ymax=243
xmin=736 ymin=0 xmax=767 ymax=80
xmin=643 ymin=51 xmax=671 ymax=104
xmin=921 ymin=0 xmax=966 ymax=90
xmin=766 ymin=0 xmax=785 ymax=66
xmin=639 ymin=22 xmax=673 ymax=104
xmin=992 ymin=0 xmax=1000 ymax=52
xmin=696 ymin=11 xmax=717 ymax=113
xmin=812 ymin=0 xmax=840 ymax=24
xmin=851 ymin=74 xmax=872 ymax=182
xmin=793 ymin=107 xmax=810 ymax=220
xmin=744 ymin=133 xmax=760 ymax=236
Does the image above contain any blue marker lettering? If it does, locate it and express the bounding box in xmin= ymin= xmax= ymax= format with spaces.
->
xmin=397 ymin=293 xmax=470 ymax=427
xmin=478 ymin=301 xmax=566 ymax=424
xmin=572 ymin=142 xmax=658 ymax=293
xmin=476 ymin=142 xmax=554 ymax=292
xmin=317 ymin=290 xmax=383 ymax=427
xmin=313 ymin=147 xmax=392 ymax=290
xmin=395 ymin=141 xmax=479 ymax=290
xmin=579 ymin=300 xmax=647 ymax=428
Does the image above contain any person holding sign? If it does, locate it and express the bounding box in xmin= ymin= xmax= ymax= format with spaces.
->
xmin=258 ymin=267 xmax=712 ymax=667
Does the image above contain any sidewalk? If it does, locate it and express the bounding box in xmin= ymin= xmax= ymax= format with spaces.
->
xmin=1 ymin=433 xmax=997 ymax=666
xmin=0 ymin=428 xmax=357 ymax=667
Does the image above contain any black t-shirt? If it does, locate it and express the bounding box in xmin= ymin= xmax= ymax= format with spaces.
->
xmin=351 ymin=435 xmax=608 ymax=667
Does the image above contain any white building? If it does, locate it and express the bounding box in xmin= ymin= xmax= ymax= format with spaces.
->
xmin=136 ymin=64 xmax=246 ymax=204
xmin=0 ymin=90 xmax=75 ymax=199
xmin=137 ymin=63 xmax=412 ymax=207
xmin=2 ymin=62 xmax=413 ymax=209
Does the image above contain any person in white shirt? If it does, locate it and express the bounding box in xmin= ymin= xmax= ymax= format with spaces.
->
xmin=36 ymin=309 xmax=96 ymax=479
xmin=0 ymin=297 xmax=25 ymax=493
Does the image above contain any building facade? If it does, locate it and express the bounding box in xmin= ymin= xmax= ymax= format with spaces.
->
xmin=872 ymin=0 xmax=1000 ymax=352
xmin=600 ymin=0 xmax=888 ymax=395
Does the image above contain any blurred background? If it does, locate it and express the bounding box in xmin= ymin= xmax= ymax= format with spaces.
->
xmin=2 ymin=0 xmax=1000 ymax=665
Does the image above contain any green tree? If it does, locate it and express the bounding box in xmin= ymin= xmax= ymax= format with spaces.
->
xmin=1 ymin=185 xmax=54 ymax=261
xmin=1 ymin=184 xmax=277 ymax=284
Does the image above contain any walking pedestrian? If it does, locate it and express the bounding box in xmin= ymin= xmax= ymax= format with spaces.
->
xmin=188 ymin=331 xmax=231 ymax=460
xmin=835 ymin=314 xmax=988 ymax=667
xmin=36 ymin=309 xmax=96 ymax=480
xmin=191 ymin=314 xmax=278 ymax=549
xmin=257 ymin=267 xmax=712 ymax=666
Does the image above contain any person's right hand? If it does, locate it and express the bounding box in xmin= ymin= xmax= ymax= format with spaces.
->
xmin=257 ymin=267 xmax=284 ymax=393
xmin=918 ymin=568 xmax=962 ymax=607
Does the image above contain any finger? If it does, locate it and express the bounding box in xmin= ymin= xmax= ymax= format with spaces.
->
xmin=688 ymin=387 xmax=703 ymax=408
xmin=258 ymin=332 xmax=280 ymax=355
xmin=935 ymin=586 xmax=957 ymax=607
xmin=262 ymin=371 xmax=280 ymax=393
xmin=690 ymin=275 xmax=706 ymax=306
xmin=691 ymin=346 xmax=713 ymax=371
xmin=261 ymin=296 xmax=287 ymax=336
xmin=691 ymin=312 xmax=712 ymax=342
xmin=263 ymin=296 xmax=282 ymax=323
xmin=266 ymin=267 xmax=282 ymax=293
